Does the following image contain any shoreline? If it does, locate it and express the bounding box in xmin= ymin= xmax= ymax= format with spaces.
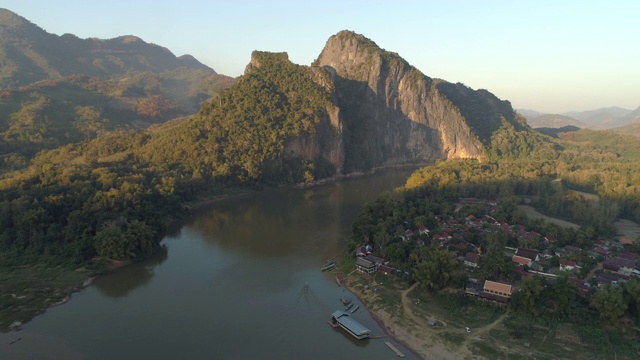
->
xmin=3 ymin=164 xmax=426 ymax=332
xmin=341 ymin=271 xmax=472 ymax=360
xmin=341 ymin=272 xmax=426 ymax=360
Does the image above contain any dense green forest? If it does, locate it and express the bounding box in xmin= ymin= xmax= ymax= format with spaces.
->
xmin=0 ymin=51 xmax=340 ymax=269
xmin=0 ymin=72 xmax=234 ymax=171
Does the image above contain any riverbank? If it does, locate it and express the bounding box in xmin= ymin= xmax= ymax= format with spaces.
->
xmin=342 ymin=272 xmax=472 ymax=360
xmin=0 ymin=167 xmax=419 ymax=333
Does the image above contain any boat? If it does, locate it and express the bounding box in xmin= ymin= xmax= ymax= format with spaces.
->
xmin=321 ymin=263 xmax=335 ymax=272
xmin=350 ymin=305 xmax=360 ymax=314
xmin=345 ymin=302 xmax=354 ymax=311
xmin=340 ymin=297 xmax=352 ymax=306
xmin=335 ymin=276 xmax=341 ymax=286
xmin=324 ymin=259 xmax=334 ymax=266
xmin=329 ymin=310 xmax=371 ymax=340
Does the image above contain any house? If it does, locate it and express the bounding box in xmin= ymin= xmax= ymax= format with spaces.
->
xmin=595 ymin=248 xmax=611 ymax=257
xmin=483 ymin=280 xmax=513 ymax=298
xmin=571 ymin=278 xmax=591 ymax=294
xmin=619 ymin=252 xmax=639 ymax=261
xmin=464 ymin=252 xmax=479 ymax=268
xmin=597 ymin=273 xmax=621 ymax=288
xmin=559 ymin=258 xmax=576 ymax=271
xmin=513 ymin=266 xmax=528 ymax=278
xmin=364 ymin=255 xmax=385 ymax=266
xmin=512 ymin=255 xmax=532 ymax=267
xmin=564 ymin=245 xmax=582 ymax=254
xmin=404 ymin=229 xmax=415 ymax=239
xmin=418 ymin=225 xmax=430 ymax=235
xmin=356 ymin=246 xmax=367 ymax=257
xmin=603 ymin=257 xmax=636 ymax=275
xmin=378 ymin=264 xmax=395 ymax=276
xmin=515 ymin=248 xmax=540 ymax=262
xmin=620 ymin=237 xmax=635 ymax=246
xmin=356 ymin=257 xmax=376 ymax=275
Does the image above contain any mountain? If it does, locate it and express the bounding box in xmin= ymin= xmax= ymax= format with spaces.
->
xmin=0 ymin=9 xmax=235 ymax=164
xmin=563 ymin=106 xmax=633 ymax=128
xmin=517 ymin=109 xmax=546 ymax=118
xmin=518 ymin=106 xmax=636 ymax=129
xmin=312 ymin=30 xmax=533 ymax=171
xmin=133 ymin=30 xmax=544 ymax=185
xmin=609 ymin=108 xmax=640 ymax=137
xmin=0 ymin=9 xmax=214 ymax=87
xmin=526 ymin=114 xmax=586 ymax=129
xmin=618 ymin=106 xmax=640 ymax=125
xmin=610 ymin=123 xmax=640 ymax=137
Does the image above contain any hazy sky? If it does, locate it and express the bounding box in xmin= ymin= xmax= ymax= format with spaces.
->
xmin=2 ymin=0 xmax=639 ymax=113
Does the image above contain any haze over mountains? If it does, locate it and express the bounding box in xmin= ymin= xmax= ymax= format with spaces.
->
xmin=0 ymin=8 xmax=236 ymax=159
xmin=519 ymin=106 xmax=640 ymax=130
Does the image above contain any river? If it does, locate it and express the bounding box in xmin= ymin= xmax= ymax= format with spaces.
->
xmin=1 ymin=169 xmax=419 ymax=360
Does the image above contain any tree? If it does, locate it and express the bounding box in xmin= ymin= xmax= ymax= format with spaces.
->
xmin=591 ymin=287 xmax=628 ymax=324
xmin=623 ymin=279 xmax=640 ymax=320
xmin=413 ymin=248 xmax=460 ymax=292
xmin=548 ymin=275 xmax=578 ymax=318
xmin=513 ymin=276 xmax=543 ymax=315
xmin=95 ymin=226 xmax=134 ymax=260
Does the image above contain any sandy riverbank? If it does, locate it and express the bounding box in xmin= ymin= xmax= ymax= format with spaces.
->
xmin=341 ymin=272 xmax=475 ymax=360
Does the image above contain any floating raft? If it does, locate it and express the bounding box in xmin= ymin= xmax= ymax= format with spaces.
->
xmin=385 ymin=341 xmax=405 ymax=358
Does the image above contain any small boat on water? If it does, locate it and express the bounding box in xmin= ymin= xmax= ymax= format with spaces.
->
xmin=321 ymin=263 xmax=335 ymax=272
xmin=350 ymin=305 xmax=360 ymax=314
xmin=335 ymin=276 xmax=341 ymax=286
xmin=340 ymin=297 xmax=352 ymax=306
xmin=324 ymin=259 xmax=334 ymax=266
xmin=345 ymin=302 xmax=354 ymax=311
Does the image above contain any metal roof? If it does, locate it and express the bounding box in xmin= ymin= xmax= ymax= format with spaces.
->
xmin=331 ymin=311 xmax=371 ymax=336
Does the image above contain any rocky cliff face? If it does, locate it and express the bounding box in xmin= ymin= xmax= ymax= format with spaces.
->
xmin=314 ymin=30 xmax=519 ymax=171
xmin=199 ymin=31 xmax=522 ymax=182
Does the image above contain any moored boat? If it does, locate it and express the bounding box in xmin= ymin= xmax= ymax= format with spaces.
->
xmin=321 ymin=263 xmax=335 ymax=272
xmin=345 ymin=302 xmax=354 ymax=310
xmin=329 ymin=310 xmax=371 ymax=340
xmin=335 ymin=276 xmax=341 ymax=286
xmin=340 ymin=297 xmax=352 ymax=306
xmin=350 ymin=305 xmax=360 ymax=314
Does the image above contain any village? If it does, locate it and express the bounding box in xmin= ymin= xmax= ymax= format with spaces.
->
xmin=353 ymin=197 xmax=640 ymax=304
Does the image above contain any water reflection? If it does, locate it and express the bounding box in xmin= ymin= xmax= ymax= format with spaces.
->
xmin=15 ymin=168 xmax=420 ymax=360
xmin=93 ymin=244 xmax=168 ymax=298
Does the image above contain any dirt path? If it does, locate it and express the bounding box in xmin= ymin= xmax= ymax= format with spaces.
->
xmin=400 ymin=282 xmax=427 ymax=326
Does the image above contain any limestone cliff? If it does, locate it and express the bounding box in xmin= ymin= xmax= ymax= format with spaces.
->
xmin=202 ymin=32 xmax=523 ymax=183
xmin=315 ymin=30 xmax=519 ymax=171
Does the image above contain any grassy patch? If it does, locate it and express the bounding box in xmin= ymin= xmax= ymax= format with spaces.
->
xmin=370 ymin=277 xmax=402 ymax=311
xmin=469 ymin=340 xmax=505 ymax=358
xmin=409 ymin=289 xmax=505 ymax=328
xmin=0 ymin=265 xmax=90 ymax=331
xmin=439 ymin=331 xmax=466 ymax=347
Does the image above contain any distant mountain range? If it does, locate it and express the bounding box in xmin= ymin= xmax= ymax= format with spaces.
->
xmin=0 ymin=8 xmax=235 ymax=159
xmin=0 ymin=8 xmax=215 ymax=86
xmin=518 ymin=106 xmax=639 ymax=129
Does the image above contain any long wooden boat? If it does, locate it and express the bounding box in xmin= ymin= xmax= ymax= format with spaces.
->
xmin=350 ymin=305 xmax=360 ymax=314
xmin=335 ymin=276 xmax=341 ymax=286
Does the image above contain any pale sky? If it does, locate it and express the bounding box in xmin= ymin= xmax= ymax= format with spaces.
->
xmin=2 ymin=0 xmax=639 ymax=113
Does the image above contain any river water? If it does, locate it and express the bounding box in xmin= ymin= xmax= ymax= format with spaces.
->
xmin=1 ymin=169 xmax=420 ymax=360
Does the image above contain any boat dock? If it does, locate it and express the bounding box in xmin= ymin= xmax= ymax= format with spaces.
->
xmin=385 ymin=341 xmax=405 ymax=358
